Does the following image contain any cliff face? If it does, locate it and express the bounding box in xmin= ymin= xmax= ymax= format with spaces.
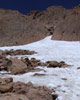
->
xmin=0 ymin=6 xmax=66 ymax=46
xmin=52 ymin=6 xmax=80 ymax=41
xmin=0 ymin=5 xmax=79 ymax=46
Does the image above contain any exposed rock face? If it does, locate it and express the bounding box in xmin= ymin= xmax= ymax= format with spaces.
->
xmin=0 ymin=5 xmax=80 ymax=45
xmin=0 ymin=78 xmax=55 ymax=100
xmin=0 ymin=6 xmax=67 ymax=46
xmin=52 ymin=5 xmax=80 ymax=41
xmin=0 ymin=9 xmax=47 ymax=46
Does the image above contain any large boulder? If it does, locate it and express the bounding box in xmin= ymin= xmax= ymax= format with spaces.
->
xmin=10 ymin=58 xmax=28 ymax=75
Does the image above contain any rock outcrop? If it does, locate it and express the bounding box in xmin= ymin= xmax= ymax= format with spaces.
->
xmin=1 ymin=49 xmax=36 ymax=56
xmin=52 ymin=5 xmax=80 ymax=41
xmin=0 ymin=5 xmax=80 ymax=46
xmin=0 ymin=6 xmax=67 ymax=46
xmin=46 ymin=61 xmax=69 ymax=68
xmin=0 ymin=78 xmax=56 ymax=100
xmin=0 ymin=55 xmax=35 ymax=74
xmin=0 ymin=53 xmax=69 ymax=75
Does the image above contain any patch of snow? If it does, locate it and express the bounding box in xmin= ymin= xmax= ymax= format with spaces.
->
xmin=0 ymin=71 xmax=10 ymax=74
xmin=0 ymin=36 xmax=80 ymax=100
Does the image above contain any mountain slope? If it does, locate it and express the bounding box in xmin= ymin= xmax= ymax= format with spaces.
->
xmin=0 ymin=6 xmax=66 ymax=46
xmin=52 ymin=6 xmax=80 ymax=41
xmin=0 ymin=36 xmax=80 ymax=100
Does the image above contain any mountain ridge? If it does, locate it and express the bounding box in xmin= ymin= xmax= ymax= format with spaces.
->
xmin=0 ymin=5 xmax=80 ymax=46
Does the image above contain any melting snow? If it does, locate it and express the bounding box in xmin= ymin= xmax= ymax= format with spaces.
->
xmin=0 ymin=36 xmax=80 ymax=100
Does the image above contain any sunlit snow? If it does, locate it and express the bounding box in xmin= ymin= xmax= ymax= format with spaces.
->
xmin=0 ymin=36 xmax=80 ymax=100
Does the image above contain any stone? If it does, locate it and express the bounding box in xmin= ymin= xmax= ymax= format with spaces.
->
xmin=47 ymin=61 xmax=59 ymax=68
xmin=33 ymin=73 xmax=46 ymax=76
xmin=0 ymin=78 xmax=13 ymax=85
xmin=51 ymin=93 xmax=58 ymax=100
xmin=0 ymin=78 xmax=53 ymax=100
xmin=77 ymin=67 xmax=80 ymax=69
xmin=10 ymin=58 xmax=27 ymax=75
xmin=46 ymin=61 xmax=69 ymax=68
xmin=0 ymin=56 xmax=12 ymax=71
xmin=0 ymin=85 xmax=13 ymax=93
xmin=0 ymin=93 xmax=29 ymax=100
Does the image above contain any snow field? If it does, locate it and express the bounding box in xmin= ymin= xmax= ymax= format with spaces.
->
xmin=0 ymin=36 xmax=80 ymax=100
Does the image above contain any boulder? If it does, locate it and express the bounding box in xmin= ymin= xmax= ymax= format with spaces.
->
xmin=30 ymin=58 xmax=41 ymax=67
xmin=0 ymin=85 xmax=13 ymax=93
xmin=77 ymin=67 xmax=80 ymax=69
xmin=0 ymin=93 xmax=29 ymax=100
xmin=47 ymin=61 xmax=59 ymax=68
xmin=51 ymin=94 xmax=58 ymax=100
xmin=30 ymin=58 xmax=47 ymax=67
xmin=0 ymin=78 xmax=54 ymax=100
xmin=0 ymin=56 xmax=12 ymax=71
xmin=12 ymin=81 xmax=28 ymax=94
xmin=46 ymin=61 xmax=69 ymax=68
xmin=0 ymin=78 xmax=13 ymax=93
xmin=10 ymin=58 xmax=27 ymax=75
xmin=0 ymin=78 xmax=13 ymax=85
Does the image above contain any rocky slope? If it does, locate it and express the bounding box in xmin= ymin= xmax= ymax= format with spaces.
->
xmin=0 ymin=5 xmax=80 ymax=46
xmin=52 ymin=5 xmax=80 ymax=41
xmin=0 ymin=51 xmax=69 ymax=75
xmin=0 ymin=78 xmax=57 ymax=100
xmin=0 ymin=6 xmax=66 ymax=46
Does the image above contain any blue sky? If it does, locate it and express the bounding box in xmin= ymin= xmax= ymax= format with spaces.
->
xmin=0 ymin=0 xmax=80 ymax=14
